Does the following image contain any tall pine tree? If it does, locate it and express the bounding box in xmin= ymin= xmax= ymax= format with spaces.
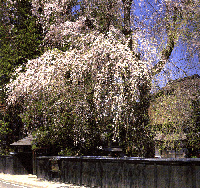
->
xmin=0 ymin=0 xmax=44 ymax=154
xmin=0 ymin=0 xmax=44 ymax=103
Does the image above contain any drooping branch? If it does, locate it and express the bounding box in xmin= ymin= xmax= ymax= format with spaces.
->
xmin=151 ymin=3 xmax=178 ymax=77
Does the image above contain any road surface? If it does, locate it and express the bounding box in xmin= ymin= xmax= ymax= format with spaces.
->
xmin=0 ymin=179 xmax=33 ymax=188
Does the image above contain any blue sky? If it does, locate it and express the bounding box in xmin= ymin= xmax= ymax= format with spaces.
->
xmin=71 ymin=0 xmax=200 ymax=88
xmin=155 ymin=44 xmax=200 ymax=88
xmin=132 ymin=0 xmax=200 ymax=87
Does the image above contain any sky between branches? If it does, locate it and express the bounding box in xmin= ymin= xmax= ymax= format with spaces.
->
xmin=71 ymin=0 xmax=200 ymax=88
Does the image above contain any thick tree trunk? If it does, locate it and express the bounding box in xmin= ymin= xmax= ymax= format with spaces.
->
xmin=151 ymin=36 xmax=175 ymax=76
xmin=122 ymin=0 xmax=133 ymax=35
xmin=122 ymin=0 xmax=133 ymax=51
xmin=121 ymin=0 xmax=176 ymax=157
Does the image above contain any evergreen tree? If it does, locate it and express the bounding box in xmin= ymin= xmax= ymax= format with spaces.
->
xmin=0 ymin=0 xmax=44 ymax=102
xmin=0 ymin=0 xmax=44 ymax=154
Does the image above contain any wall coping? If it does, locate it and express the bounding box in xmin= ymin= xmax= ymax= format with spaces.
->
xmin=37 ymin=156 xmax=200 ymax=164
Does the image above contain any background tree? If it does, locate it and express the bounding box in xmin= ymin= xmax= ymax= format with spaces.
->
xmin=0 ymin=0 xmax=44 ymax=102
xmin=187 ymin=96 xmax=200 ymax=156
xmin=149 ymin=75 xmax=200 ymax=154
xmin=0 ymin=0 xmax=44 ymax=154
xmin=0 ymin=102 xmax=24 ymax=155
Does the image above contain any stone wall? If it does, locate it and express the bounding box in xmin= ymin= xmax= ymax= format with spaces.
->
xmin=36 ymin=156 xmax=200 ymax=188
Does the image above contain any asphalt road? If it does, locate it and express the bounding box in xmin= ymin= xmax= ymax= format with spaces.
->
xmin=0 ymin=180 xmax=33 ymax=188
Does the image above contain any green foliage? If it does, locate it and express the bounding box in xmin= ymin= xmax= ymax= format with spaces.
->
xmin=0 ymin=101 xmax=24 ymax=155
xmin=0 ymin=0 xmax=44 ymax=102
xmin=0 ymin=0 xmax=45 ymax=154
xmin=58 ymin=148 xmax=75 ymax=156
xmin=187 ymin=99 xmax=200 ymax=151
xmin=149 ymin=76 xmax=200 ymax=155
xmin=0 ymin=0 xmax=44 ymax=154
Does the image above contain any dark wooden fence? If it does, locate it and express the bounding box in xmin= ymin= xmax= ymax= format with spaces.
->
xmin=36 ymin=156 xmax=200 ymax=188
xmin=0 ymin=152 xmax=32 ymax=175
xmin=0 ymin=155 xmax=15 ymax=174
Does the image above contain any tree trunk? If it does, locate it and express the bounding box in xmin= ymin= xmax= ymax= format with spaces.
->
xmin=122 ymin=0 xmax=133 ymax=35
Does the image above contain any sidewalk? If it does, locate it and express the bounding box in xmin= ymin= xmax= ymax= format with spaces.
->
xmin=0 ymin=173 xmax=86 ymax=188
